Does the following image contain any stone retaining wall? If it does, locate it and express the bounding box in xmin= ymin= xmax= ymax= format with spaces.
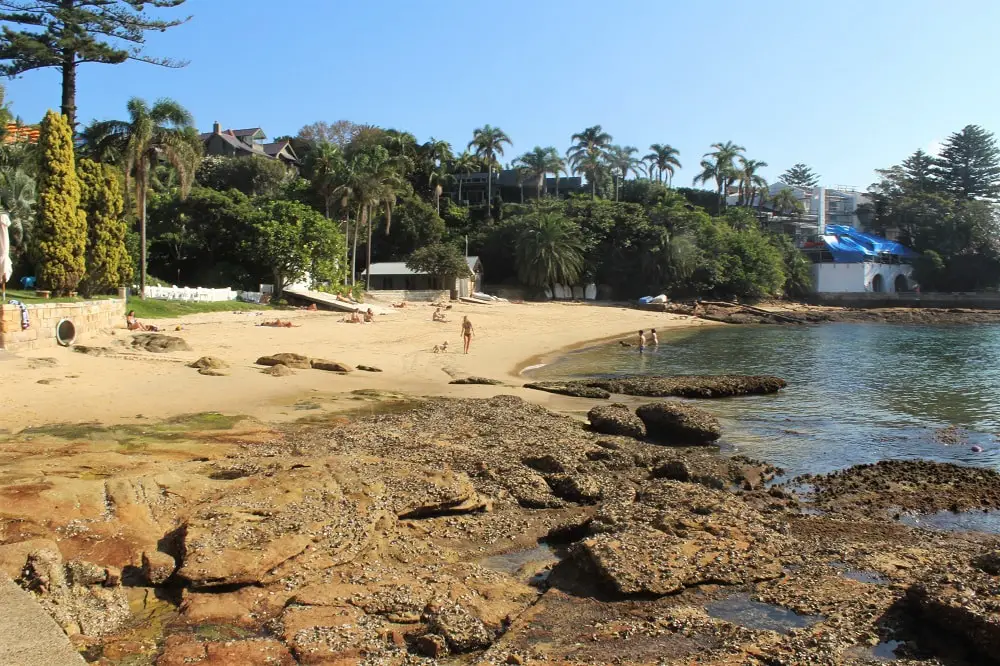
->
xmin=0 ymin=298 xmax=125 ymax=352
xmin=807 ymin=292 xmax=1000 ymax=310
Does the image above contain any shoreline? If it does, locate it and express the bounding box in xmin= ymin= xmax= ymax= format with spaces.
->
xmin=0 ymin=301 xmax=712 ymax=430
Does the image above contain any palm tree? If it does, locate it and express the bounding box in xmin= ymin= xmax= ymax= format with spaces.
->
xmin=304 ymin=142 xmax=345 ymax=219
xmin=422 ymin=137 xmax=453 ymax=169
xmin=428 ymin=169 xmax=453 ymax=215
xmin=643 ymin=144 xmax=682 ymax=186
xmin=80 ymin=97 xmax=201 ymax=296
xmin=694 ymin=141 xmax=745 ymax=212
xmin=337 ymin=146 xmax=404 ymax=288
xmin=515 ymin=211 xmax=586 ymax=297
xmin=451 ymin=150 xmax=479 ymax=204
xmin=770 ymin=187 xmax=804 ymax=216
xmin=468 ymin=125 xmax=512 ymax=212
xmin=567 ymin=125 xmax=612 ymax=198
xmin=607 ymin=145 xmax=644 ymax=201
xmin=546 ymin=147 xmax=566 ymax=198
xmin=0 ymin=167 xmax=35 ymax=253
xmin=737 ymin=158 xmax=768 ymax=207
xmin=514 ymin=146 xmax=556 ymax=199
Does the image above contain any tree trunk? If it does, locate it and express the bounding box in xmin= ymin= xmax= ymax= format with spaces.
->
xmin=458 ymin=178 xmax=463 ymax=204
xmin=591 ymin=173 xmax=596 ymax=199
xmin=436 ymin=193 xmax=440 ymax=215
xmin=486 ymin=157 xmax=492 ymax=215
xmin=537 ymin=176 xmax=543 ymax=200
xmin=365 ymin=206 xmax=373 ymax=291
xmin=519 ymin=184 xmax=523 ymax=204
xmin=555 ymin=175 xmax=560 ymax=199
xmin=60 ymin=49 xmax=77 ymax=131
xmin=351 ymin=206 xmax=362 ymax=285
xmin=342 ymin=212 xmax=350 ymax=285
xmin=139 ymin=185 xmax=147 ymax=299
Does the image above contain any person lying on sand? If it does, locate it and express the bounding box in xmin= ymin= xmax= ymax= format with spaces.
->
xmin=342 ymin=309 xmax=363 ymax=323
xmin=364 ymin=308 xmax=375 ymax=323
xmin=126 ymin=310 xmax=160 ymax=332
xmin=259 ymin=319 xmax=298 ymax=328
xmin=432 ymin=307 xmax=448 ymax=322
xmin=335 ymin=293 xmax=358 ymax=304
xmin=392 ymin=301 xmax=407 ymax=308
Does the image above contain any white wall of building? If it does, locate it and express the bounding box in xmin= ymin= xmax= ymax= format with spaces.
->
xmin=811 ymin=263 xmax=914 ymax=293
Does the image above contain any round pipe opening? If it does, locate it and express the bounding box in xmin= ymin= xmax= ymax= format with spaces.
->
xmin=56 ymin=319 xmax=76 ymax=347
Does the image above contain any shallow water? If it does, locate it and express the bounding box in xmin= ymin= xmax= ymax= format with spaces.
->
xmin=899 ymin=509 xmax=1000 ymax=534
xmin=531 ymin=323 xmax=1000 ymax=477
xmin=705 ymin=593 xmax=822 ymax=633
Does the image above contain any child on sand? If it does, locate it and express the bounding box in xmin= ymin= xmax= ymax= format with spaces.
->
xmin=364 ymin=308 xmax=375 ymax=323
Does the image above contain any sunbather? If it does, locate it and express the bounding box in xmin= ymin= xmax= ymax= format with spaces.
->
xmin=126 ymin=310 xmax=159 ymax=332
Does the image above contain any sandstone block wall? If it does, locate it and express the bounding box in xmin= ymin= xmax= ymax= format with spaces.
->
xmin=0 ymin=298 xmax=125 ymax=352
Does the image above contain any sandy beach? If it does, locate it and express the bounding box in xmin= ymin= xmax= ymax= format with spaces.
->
xmin=1 ymin=300 xmax=715 ymax=430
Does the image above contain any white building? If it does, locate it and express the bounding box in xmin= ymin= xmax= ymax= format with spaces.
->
xmin=730 ymin=183 xmax=872 ymax=243
xmin=802 ymin=226 xmax=918 ymax=294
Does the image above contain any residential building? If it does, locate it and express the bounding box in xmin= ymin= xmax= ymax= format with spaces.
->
xmin=449 ymin=170 xmax=582 ymax=205
xmin=3 ymin=123 xmax=39 ymax=144
xmin=362 ymin=256 xmax=483 ymax=297
xmin=199 ymin=122 xmax=300 ymax=168
xmin=732 ymin=183 xmax=873 ymax=244
xmin=802 ymin=225 xmax=918 ymax=293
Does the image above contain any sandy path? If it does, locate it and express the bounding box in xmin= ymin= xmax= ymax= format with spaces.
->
xmin=0 ymin=300 xmax=716 ymax=430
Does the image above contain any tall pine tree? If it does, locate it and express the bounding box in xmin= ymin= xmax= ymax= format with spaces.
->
xmin=78 ymin=158 xmax=131 ymax=295
xmin=0 ymin=1 xmax=190 ymax=129
xmin=779 ymin=163 xmax=820 ymax=187
xmin=35 ymin=109 xmax=86 ymax=294
xmin=934 ymin=125 xmax=1000 ymax=200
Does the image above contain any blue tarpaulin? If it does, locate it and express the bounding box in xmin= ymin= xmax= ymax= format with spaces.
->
xmin=821 ymin=225 xmax=919 ymax=263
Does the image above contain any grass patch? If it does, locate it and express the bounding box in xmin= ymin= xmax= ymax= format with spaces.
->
xmin=3 ymin=288 xmax=115 ymax=304
xmin=126 ymin=298 xmax=271 ymax=319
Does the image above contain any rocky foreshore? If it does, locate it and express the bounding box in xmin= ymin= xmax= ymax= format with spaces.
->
xmin=2 ymin=395 xmax=1000 ymax=664
xmin=668 ymin=301 xmax=1000 ymax=326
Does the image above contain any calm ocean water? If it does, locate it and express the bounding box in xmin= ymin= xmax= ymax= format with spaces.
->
xmin=530 ymin=323 xmax=1000 ymax=478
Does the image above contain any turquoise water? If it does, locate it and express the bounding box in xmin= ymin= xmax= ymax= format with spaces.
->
xmin=531 ymin=323 xmax=1000 ymax=477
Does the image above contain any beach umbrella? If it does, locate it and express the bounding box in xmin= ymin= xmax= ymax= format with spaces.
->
xmin=0 ymin=212 xmax=10 ymax=301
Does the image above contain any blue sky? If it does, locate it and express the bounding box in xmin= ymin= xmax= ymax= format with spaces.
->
xmin=5 ymin=0 xmax=998 ymax=189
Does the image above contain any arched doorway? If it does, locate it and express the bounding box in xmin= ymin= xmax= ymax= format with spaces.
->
xmin=894 ymin=274 xmax=908 ymax=292
xmin=871 ymin=274 xmax=885 ymax=293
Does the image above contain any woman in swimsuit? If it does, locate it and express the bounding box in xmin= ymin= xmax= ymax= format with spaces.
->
xmin=461 ymin=316 xmax=475 ymax=354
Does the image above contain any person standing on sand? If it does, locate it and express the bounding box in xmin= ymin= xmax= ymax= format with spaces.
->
xmin=638 ymin=330 xmax=645 ymax=353
xmin=462 ymin=316 xmax=475 ymax=354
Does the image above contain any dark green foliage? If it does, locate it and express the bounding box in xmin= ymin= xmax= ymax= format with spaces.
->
xmin=78 ymin=159 xmax=131 ymax=295
xmin=0 ymin=1 xmax=190 ymax=128
xmin=913 ymin=250 xmax=946 ymax=291
xmin=869 ymin=129 xmax=1000 ymax=291
xmin=770 ymin=233 xmax=813 ymax=297
xmin=514 ymin=210 xmax=585 ymax=293
xmin=249 ymin=199 xmax=346 ymax=295
xmin=147 ymin=186 xmax=257 ymax=287
xmin=196 ymin=156 xmax=292 ymax=198
xmin=779 ymin=163 xmax=820 ymax=187
xmin=34 ymin=110 xmax=85 ymax=294
xmin=371 ymin=193 xmax=444 ymax=261
xmin=406 ymin=243 xmax=470 ymax=289
xmin=934 ymin=125 xmax=1000 ymax=200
